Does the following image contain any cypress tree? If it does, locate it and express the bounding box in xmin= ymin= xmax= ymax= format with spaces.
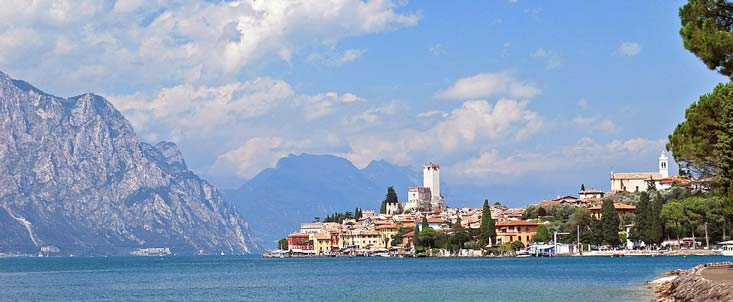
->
xmin=590 ymin=217 xmax=603 ymax=245
xmin=600 ymin=200 xmax=621 ymax=246
xmin=581 ymin=184 xmax=586 ymax=191
xmin=479 ymin=200 xmax=496 ymax=247
xmin=381 ymin=186 xmax=399 ymax=214
xmin=648 ymin=192 xmax=665 ymax=244
xmin=631 ymin=192 xmax=650 ymax=242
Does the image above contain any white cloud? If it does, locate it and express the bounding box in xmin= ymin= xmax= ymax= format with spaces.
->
xmin=449 ymin=137 xmax=664 ymax=180
xmin=111 ymin=78 xmax=295 ymax=141
xmin=572 ymin=116 xmax=621 ymax=134
xmin=617 ymin=42 xmax=641 ymax=56
xmin=302 ymin=91 xmax=367 ymax=121
xmin=529 ymin=48 xmax=562 ymax=69
xmin=0 ymin=0 xmax=420 ymax=95
xmin=346 ymin=98 xmax=543 ymax=167
xmin=435 ymin=71 xmax=540 ymax=100
xmin=210 ymin=137 xmax=312 ymax=180
xmin=416 ymin=111 xmax=448 ymax=118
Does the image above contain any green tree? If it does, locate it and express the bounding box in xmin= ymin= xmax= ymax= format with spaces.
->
xmin=679 ymin=0 xmax=733 ymax=77
xmin=566 ymin=207 xmax=593 ymax=244
xmin=278 ymin=238 xmax=288 ymax=250
xmin=510 ymin=240 xmax=525 ymax=251
xmin=533 ymin=224 xmax=551 ymax=243
xmin=648 ymin=192 xmax=666 ymax=244
xmin=419 ymin=217 xmax=437 ymax=249
xmin=590 ymin=217 xmax=604 ymax=246
xmin=479 ymin=200 xmax=496 ymax=247
xmin=581 ymin=184 xmax=586 ymax=191
xmin=600 ymin=200 xmax=621 ymax=246
xmin=538 ymin=206 xmax=547 ymax=217
xmin=631 ymin=192 xmax=650 ymax=242
xmin=449 ymin=217 xmax=471 ymax=251
xmin=661 ymin=199 xmax=686 ymax=241
xmin=380 ymin=186 xmax=399 ymax=214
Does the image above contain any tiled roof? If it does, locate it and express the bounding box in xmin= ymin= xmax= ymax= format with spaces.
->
xmin=496 ymin=220 xmax=539 ymax=227
xmin=612 ymin=172 xmax=663 ymax=180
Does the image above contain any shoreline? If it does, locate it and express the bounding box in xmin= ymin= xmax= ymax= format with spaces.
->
xmin=649 ymin=262 xmax=733 ymax=302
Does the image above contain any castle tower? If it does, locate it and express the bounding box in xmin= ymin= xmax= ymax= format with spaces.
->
xmin=659 ymin=151 xmax=669 ymax=178
xmin=423 ymin=163 xmax=440 ymax=198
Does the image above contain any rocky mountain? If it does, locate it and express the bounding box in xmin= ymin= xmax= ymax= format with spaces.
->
xmin=0 ymin=71 xmax=258 ymax=256
xmin=223 ymin=154 xmax=418 ymax=247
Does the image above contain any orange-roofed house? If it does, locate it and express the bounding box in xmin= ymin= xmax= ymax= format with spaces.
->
xmin=589 ymin=203 xmax=636 ymax=219
xmin=495 ymin=220 xmax=539 ymax=246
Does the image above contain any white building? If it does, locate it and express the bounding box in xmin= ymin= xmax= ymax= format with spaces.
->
xmin=406 ymin=186 xmax=431 ymax=212
xmin=405 ymin=163 xmax=447 ymax=212
xmin=423 ymin=163 xmax=447 ymax=211
xmin=610 ymin=151 xmax=671 ymax=192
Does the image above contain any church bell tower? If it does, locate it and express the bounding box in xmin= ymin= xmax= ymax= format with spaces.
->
xmin=659 ymin=151 xmax=669 ymax=178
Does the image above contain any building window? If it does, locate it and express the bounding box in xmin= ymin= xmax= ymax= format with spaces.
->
xmin=635 ymin=186 xmax=639 ymax=192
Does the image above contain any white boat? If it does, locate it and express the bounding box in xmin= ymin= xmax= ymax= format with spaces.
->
xmin=719 ymin=240 xmax=733 ymax=256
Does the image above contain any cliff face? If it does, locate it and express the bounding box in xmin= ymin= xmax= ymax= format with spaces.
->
xmin=0 ymin=71 xmax=258 ymax=255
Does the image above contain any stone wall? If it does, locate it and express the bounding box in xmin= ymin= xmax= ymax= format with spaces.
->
xmin=655 ymin=263 xmax=733 ymax=302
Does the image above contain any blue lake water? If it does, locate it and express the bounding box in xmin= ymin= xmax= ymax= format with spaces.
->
xmin=0 ymin=255 xmax=728 ymax=301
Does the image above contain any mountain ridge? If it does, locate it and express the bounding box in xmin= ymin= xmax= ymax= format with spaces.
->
xmin=223 ymin=153 xmax=418 ymax=246
xmin=0 ymin=71 xmax=258 ymax=255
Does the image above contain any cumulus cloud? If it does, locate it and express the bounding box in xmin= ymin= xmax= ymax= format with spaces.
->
xmin=110 ymin=78 xmax=296 ymax=141
xmin=435 ymin=71 xmax=540 ymax=100
xmin=345 ymin=98 xmax=544 ymax=167
xmin=449 ymin=137 xmax=665 ymax=180
xmin=416 ymin=111 xmax=448 ymax=118
xmin=0 ymin=0 xmax=421 ymax=95
xmin=617 ymin=42 xmax=641 ymax=56
xmin=209 ymin=137 xmax=315 ymax=180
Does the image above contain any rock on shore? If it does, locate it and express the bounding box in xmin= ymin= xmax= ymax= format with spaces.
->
xmin=653 ymin=263 xmax=733 ymax=302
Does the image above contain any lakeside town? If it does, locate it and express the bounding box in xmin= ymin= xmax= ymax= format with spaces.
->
xmin=265 ymin=152 xmax=730 ymax=258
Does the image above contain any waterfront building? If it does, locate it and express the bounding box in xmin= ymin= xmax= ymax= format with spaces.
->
xmin=610 ymin=151 xmax=669 ymax=192
xmin=287 ymin=233 xmax=312 ymax=251
xmin=495 ymin=220 xmax=538 ymax=247
xmin=589 ymin=203 xmax=636 ymax=219
xmin=311 ymin=231 xmax=333 ymax=254
xmin=375 ymin=224 xmax=398 ymax=248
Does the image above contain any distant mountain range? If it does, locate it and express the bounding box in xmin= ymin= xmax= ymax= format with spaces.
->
xmin=0 ymin=71 xmax=258 ymax=255
xmin=222 ymin=153 xmax=577 ymax=247
xmin=223 ymin=154 xmax=419 ymax=246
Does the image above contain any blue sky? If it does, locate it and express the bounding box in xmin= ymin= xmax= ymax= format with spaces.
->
xmin=0 ymin=0 xmax=726 ymax=206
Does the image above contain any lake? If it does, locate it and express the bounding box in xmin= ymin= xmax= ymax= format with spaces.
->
xmin=0 ymin=255 xmax=728 ymax=301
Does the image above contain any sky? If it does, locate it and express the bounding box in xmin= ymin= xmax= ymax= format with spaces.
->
xmin=0 ymin=0 xmax=728 ymax=206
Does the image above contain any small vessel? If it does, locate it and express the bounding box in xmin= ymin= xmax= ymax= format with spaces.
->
xmin=719 ymin=240 xmax=733 ymax=256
